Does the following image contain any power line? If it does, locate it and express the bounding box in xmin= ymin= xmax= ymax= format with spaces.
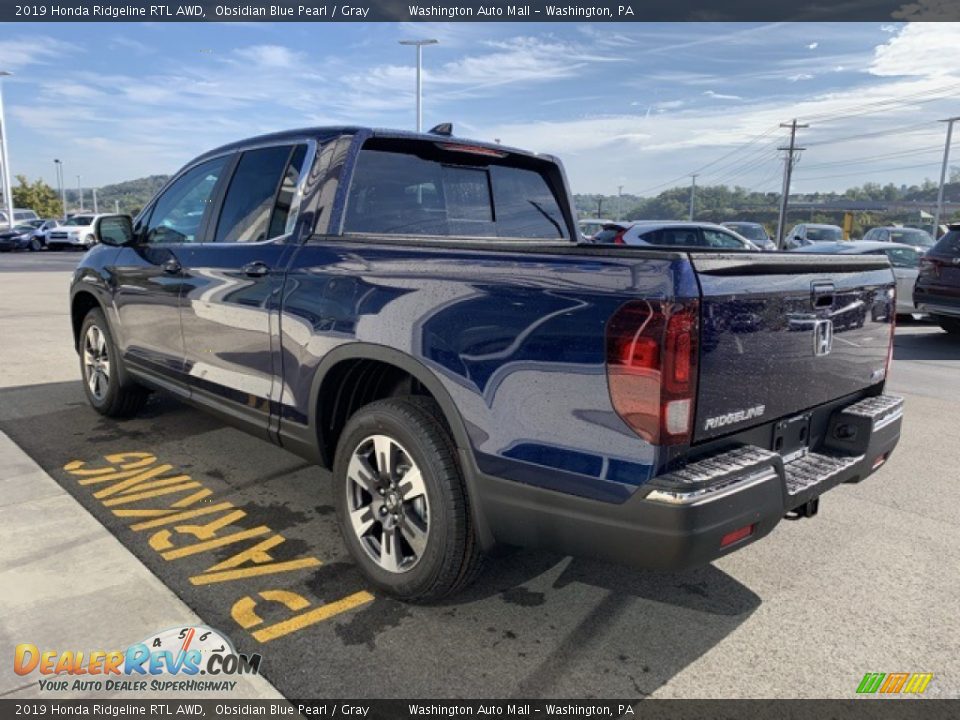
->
xmin=792 ymin=161 xmax=941 ymax=182
xmin=805 ymin=121 xmax=939 ymax=148
xmin=800 ymin=145 xmax=944 ymax=170
xmin=799 ymin=81 xmax=960 ymax=125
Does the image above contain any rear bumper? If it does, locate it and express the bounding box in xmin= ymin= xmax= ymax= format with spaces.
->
xmin=474 ymin=394 xmax=902 ymax=570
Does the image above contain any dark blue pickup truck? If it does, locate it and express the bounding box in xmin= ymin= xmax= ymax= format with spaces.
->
xmin=70 ymin=127 xmax=903 ymax=600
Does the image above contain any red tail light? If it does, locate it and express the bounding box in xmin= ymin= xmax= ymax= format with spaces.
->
xmin=605 ymin=299 xmax=700 ymax=445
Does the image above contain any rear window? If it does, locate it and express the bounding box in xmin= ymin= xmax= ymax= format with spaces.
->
xmin=890 ymin=229 xmax=934 ymax=247
xmin=932 ymin=230 xmax=960 ymax=257
xmin=807 ymin=226 xmax=843 ymax=242
xmin=343 ymin=142 xmax=569 ymax=241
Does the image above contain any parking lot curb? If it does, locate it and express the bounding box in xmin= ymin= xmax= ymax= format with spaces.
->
xmin=0 ymin=430 xmax=285 ymax=700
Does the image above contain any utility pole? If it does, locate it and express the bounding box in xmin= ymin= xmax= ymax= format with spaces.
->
xmin=92 ymin=187 xmax=98 ymax=213
xmin=597 ymin=198 xmax=603 ymax=217
xmin=932 ymin=116 xmax=960 ymax=239
xmin=76 ymin=175 xmax=82 ymax=211
xmin=688 ymin=174 xmax=698 ymax=221
xmin=114 ymin=200 xmax=120 ymax=214
xmin=0 ymin=71 xmax=14 ymax=229
xmin=617 ymin=185 xmax=623 ymax=221
xmin=775 ymin=119 xmax=808 ymax=249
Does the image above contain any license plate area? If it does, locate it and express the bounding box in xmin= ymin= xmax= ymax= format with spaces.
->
xmin=774 ymin=412 xmax=812 ymax=464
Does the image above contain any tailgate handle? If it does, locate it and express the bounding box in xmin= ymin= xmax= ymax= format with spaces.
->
xmin=811 ymin=282 xmax=835 ymax=308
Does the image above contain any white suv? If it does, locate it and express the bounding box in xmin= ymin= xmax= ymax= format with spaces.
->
xmin=45 ymin=214 xmax=105 ymax=250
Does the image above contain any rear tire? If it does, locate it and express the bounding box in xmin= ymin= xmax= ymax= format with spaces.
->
xmin=333 ymin=396 xmax=483 ymax=602
xmin=29 ymin=238 xmax=41 ymax=252
xmin=79 ymin=308 xmax=149 ymax=418
xmin=934 ymin=315 xmax=960 ymax=335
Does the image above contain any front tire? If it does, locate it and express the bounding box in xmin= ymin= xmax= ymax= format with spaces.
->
xmin=79 ymin=309 xmax=149 ymax=417
xmin=934 ymin=315 xmax=960 ymax=335
xmin=29 ymin=238 xmax=42 ymax=252
xmin=333 ymin=397 xmax=483 ymax=602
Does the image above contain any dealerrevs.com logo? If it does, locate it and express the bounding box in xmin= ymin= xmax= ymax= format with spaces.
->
xmin=857 ymin=672 xmax=934 ymax=695
xmin=14 ymin=626 xmax=262 ymax=693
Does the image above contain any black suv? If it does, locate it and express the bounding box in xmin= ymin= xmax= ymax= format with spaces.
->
xmin=914 ymin=224 xmax=960 ymax=334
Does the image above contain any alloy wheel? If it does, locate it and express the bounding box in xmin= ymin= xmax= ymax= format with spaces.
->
xmin=83 ymin=324 xmax=111 ymax=401
xmin=345 ymin=434 xmax=430 ymax=573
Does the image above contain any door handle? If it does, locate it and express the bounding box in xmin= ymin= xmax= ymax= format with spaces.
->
xmin=162 ymin=258 xmax=181 ymax=275
xmin=242 ymin=261 xmax=270 ymax=278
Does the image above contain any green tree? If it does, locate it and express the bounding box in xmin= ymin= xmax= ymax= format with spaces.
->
xmin=11 ymin=175 xmax=62 ymax=219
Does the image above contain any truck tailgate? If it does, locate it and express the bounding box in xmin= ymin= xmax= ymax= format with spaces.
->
xmin=690 ymin=253 xmax=895 ymax=443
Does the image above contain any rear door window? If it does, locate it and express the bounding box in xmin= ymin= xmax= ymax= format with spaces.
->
xmin=343 ymin=144 xmax=568 ymax=240
xmin=214 ymin=144 xmax=305 ymax=243
xmin=702 ymin=228 xmax=747 ymax=249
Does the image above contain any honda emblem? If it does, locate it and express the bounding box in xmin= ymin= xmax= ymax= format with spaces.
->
xmin=813 ymin=319 xmax=833 ymax=356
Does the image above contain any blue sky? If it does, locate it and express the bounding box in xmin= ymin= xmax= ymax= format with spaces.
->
xmin=2 ymin=21 xmax=959 ymax=195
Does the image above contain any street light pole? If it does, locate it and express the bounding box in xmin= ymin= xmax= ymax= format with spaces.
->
xmin=77 ymin=175 xmax=83 ymax=212
xmin=688 ymin=174 xmax=698 ymax=221
xmin=54 ymin=159 xmax=66 ymax=219
xmin=617 ymin=185 xmax=623 ymax=221
xmin=0 ymin=71 xmax=15 ymax=229
xmin=399 ymin=39 xmax=438 ymax=133
xmin=932 ymin=116 xmax=960 ymax=239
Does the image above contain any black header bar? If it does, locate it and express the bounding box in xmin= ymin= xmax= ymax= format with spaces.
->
xmin=2 ymin=0 xmax=957 ymax=23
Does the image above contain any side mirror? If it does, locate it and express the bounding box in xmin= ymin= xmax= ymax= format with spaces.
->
xmin=95 ymin=214 xmax=134 ymax=247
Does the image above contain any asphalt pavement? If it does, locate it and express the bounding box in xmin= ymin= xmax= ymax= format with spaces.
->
xmin=0 ymin=251 xmax=957 ymax=699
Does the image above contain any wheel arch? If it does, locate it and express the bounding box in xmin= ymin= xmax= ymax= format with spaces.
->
xmin=70 ymin=289 xmax=104 ymax=352
xmin=305 ymin=344 xmax=495 ymax=549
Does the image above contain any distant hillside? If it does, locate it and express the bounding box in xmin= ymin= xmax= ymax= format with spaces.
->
xmin=66 ymin=175 xmax=170 ymax=216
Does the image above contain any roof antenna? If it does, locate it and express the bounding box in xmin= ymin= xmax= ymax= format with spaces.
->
xmin=428 ymin=123 xmax=453 ymax=136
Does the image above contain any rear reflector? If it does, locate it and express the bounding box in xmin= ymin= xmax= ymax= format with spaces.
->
xmin=605 ymin=299 xmax=700 ymax=445
xmin=720 ymin=523 xmax=755 ymax=548
xmin=872 ymin=453 xmax=888 ymax=470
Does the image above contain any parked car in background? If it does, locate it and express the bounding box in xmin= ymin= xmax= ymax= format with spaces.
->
xmin=29 ymin=219 xmax=60 ymax=250
xmin=593 ymin=221 xmax=760 ymax=250
xmin=862 ymin=226 xmax=935 ymax=252
xmin=0 ymin=224 xmax=37 ymax=251
xmin=0 ymin=208 xmax=40 ymax=226
xmin=577 ymin=217 xmax=612 ymax=241
xmin=791 ymin=241 xmax=921 ymax=316
xmin=46 ymin=214 xmax=103 ymax=251
xmin=914 ymin=224 xmax=960 ymax=334
xmin=721 ymin=221 xmax=776 ymax=251
xmin=784 ymin=223 xmax=845 ymax=250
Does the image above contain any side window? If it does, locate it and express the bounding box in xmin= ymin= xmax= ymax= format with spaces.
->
xmin=214 ymin=145 xmax=298 ymax=244
xmin=268 ymin=145 xmax=308 ymax=239
xmin=145 ymin=157 xmax=227 ymax=245
xmin=490 ymin=165 xmax=566 ymax=239
xmin=885 ymin=247 xmax=918 ymax=268
xmin=703 ymin=229 xmax=746 ymax=249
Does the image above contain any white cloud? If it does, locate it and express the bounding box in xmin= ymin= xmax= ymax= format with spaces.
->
xmin=871 ymin=22 xmax=960 ymax=77
xmin=233 ymin=44 xmax=302 ymax=68
xmin=788 ymin=73 xmax=814 ymax=82
xmin=807 ymin=42 xmax=819 ymax=49
xmin=704 ymin=90 xmax=743 ymax=101
xmin=0 ymin=36 xmax=78 ymax=71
